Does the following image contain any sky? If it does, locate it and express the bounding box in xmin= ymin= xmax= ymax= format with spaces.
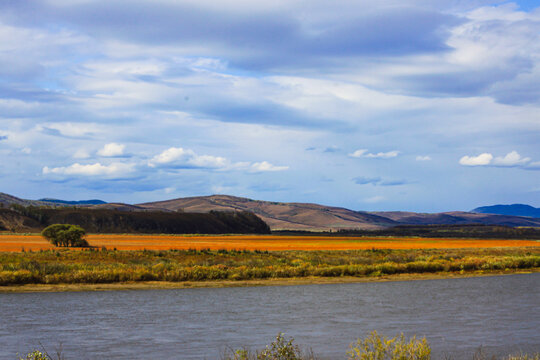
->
xmin=0 ymin=0 xmax=539 ymax=212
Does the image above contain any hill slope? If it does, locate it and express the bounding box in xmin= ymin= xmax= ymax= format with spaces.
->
xmin=139 ymin=195 xmax=397 ymax=231
xmin=472 ymin=204 xmax=540 ymax=218
xmin=0 ymin=193 xmax=44 ymax=207
xmin=0 ymin=207 xmax=270 ymax=234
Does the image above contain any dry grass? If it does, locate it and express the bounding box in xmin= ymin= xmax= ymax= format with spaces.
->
xmin=1 ymin=234 xmax=539 ymax=252
xmin=1 ymin=246 xmax=538 ymax=287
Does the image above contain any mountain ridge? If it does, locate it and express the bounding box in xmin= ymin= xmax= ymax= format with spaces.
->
xmin=137 ymin=194 xmax=540 ymax=230
xmin=2 ymin=192 xmax=540 ymax=231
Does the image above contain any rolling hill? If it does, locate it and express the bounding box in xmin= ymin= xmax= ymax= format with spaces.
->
xmin=138 ymin=195 xmax=540 ymax=230
xmin=138 ymin=195 xmax=397 ymax=231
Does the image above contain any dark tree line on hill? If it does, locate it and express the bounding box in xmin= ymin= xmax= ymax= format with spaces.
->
xmin=275 ymin=224 xmax=540 ymax=239
xmin=1 ymin=205 xmax=271 ymax=234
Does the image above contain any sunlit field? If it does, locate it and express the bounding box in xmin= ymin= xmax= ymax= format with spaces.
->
xmin=1 ymin=233 xmax=539 ymax=252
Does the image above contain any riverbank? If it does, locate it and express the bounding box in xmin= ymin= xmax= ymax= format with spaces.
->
xmin=2 ymin=267 xmax=538 ymax=293
xmin=2 ymin=247 xmax=539 ymax=293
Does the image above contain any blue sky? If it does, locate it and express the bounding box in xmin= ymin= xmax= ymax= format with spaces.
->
xmin=0 ymin=0 xmax=539 ymax=212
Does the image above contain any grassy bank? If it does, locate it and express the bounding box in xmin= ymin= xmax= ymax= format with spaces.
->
xmin=1 ymin=247 xmax=539 ymax=288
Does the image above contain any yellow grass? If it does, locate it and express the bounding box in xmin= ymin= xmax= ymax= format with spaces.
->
xmin=0 ymin=233 xmax=539 ymax=252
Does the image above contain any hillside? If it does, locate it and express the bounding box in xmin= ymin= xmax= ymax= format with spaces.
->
xmin=0 ymin=193 xmax=100 ymax=208
xmin=0 ymin=193 xmax=44 ymax=207
xmin=0 ymin=207 xmax=270 ymax=234
xmin=472 ymin=204 xmax=540 ymax=218
xmin=0 ymin=209 xmax=41 ymax=232
xmin=138 ymin=195 xmax=397 ymax=231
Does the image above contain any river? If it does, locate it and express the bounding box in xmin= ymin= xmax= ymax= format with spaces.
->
xmin=1 ymin=273 xmax=539 ymax=359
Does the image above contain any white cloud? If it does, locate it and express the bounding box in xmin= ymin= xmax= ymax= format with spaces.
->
xmin=250 ymin=161 xmax=289 ymax=172
xmin=349 ymin=149 xmax=367 ymax=158
xmin=459 ymin=151 xmax=534 ymax=168
xmin=459 ymin=153 xmax=493 ymax=166
xmin=97 ymin=142 xmax=125 ymax=157
xmin=148 ymin=147 xmax=288 ymax=173
xmin=149 ymin=147 xmax=192 ymax=166
xmin=492 ymin=151 xmax=530 ymax=166
xmin=416 ymin=155 xmax=431 ymax=161
xmin=365 ymin=151 xmax=400 ymax=158
xmin=349 ymin=149 xmax=399 ymax=159
xmin=188 ymin=154 xmax=228 ymax=169
xmin=148 ymin=147 xmax=228 ymax=169
xmin=42 ymin=162 xmax=135 ymax=178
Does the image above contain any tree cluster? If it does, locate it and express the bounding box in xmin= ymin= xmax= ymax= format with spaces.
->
xmin=41 ymin=224 xmax=89 ymax=247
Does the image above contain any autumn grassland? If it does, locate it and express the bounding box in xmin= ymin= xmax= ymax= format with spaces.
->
xmin=1 ymin=233 xmax=539 ymax=252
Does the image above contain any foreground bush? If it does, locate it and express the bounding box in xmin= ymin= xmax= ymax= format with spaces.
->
xmin=223 ymin=333 xmax=314 ymax=360
xmin=347 ymin=331 xmax=430 ymax=360
xmin=18 ymin=350 xmax=53 ymax=360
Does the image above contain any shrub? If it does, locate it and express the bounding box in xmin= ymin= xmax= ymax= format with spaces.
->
xmin=257 ymin=333 xmax=304 ymax=360
xmin=41 ymin=224 xmax=89 ymax=247
xmin=223 ymin=333 xmax=314 ymax=360
xmin=347 ymin=331 xmax=431 ymax=360
xmin=18 ymin=351 xmax=51 ymax=360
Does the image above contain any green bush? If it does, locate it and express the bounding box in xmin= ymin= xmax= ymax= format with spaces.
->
xmin=18 ymin=350 xmax=51 ymax=360
xmin=257 ymin=333 xmax=304 ymax=360
xmin=347 ymin=331 xmax=431 ymax=360
xmin=504 ymin=355 xmax=540 ymax=360
xmin=41 ymin=224 xmax=88 ymax=247
xmin=223 ymin=333 xmax=314 ymax=360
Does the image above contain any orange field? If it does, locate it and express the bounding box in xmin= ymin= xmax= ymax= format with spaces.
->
xmin=0 ymin=234 xmax=539 ymax=252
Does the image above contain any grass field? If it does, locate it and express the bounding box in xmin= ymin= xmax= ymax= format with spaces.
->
xmin=1 ymin=233 xmax=539 ymax=290
xmin=1 ymin=233 xmax=539 ymax=252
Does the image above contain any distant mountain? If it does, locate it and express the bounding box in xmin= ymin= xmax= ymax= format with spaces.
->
xmin=369 ymin=211 xmax=540 ymax=228
xmin=472 ymin=204 xmax=540 ymax=218
xmin=39 ymin=198 xmax=107 ymax=206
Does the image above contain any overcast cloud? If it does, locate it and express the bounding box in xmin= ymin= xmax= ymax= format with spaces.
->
xmin=0 ymin=0 xmax=539 ymax=211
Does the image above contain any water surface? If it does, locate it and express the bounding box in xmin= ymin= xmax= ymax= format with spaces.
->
xmin=1 ymin=273 xmax=539 ymax=359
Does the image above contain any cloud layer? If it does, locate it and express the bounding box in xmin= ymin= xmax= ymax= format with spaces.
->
xmin=0 ymin=1 xmax=539 ymax=210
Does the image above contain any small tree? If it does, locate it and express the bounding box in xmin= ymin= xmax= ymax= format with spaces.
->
xmin=41 ymin=224 xmax=89 ymax=247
